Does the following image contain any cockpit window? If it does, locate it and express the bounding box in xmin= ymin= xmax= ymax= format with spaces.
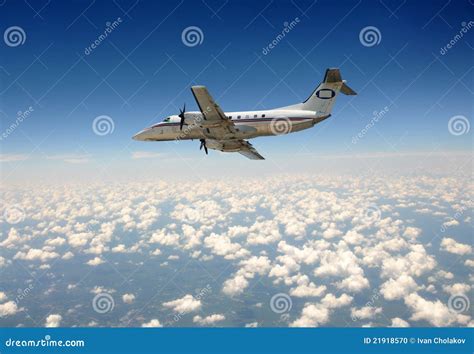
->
xmin=163 ymin=117 xmax=171 ymax=122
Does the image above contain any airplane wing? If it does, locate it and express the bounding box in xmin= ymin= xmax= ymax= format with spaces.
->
xmin=238 ymin=140 xmax=265 ymax=160
xmin=204 ymin=138 xmax=265 ymax=160
xmin=191 ymin=86 xmax=264 ymax=160
xmin=190 ymin=86 xmax=236 ymax=138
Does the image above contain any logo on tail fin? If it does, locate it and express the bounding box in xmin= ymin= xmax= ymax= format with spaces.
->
xmin=315 ymin=88 xmax=336 ymax=99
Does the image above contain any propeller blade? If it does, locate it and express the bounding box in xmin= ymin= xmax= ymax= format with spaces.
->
xmin=179 ymin=103 xmax=186 ymax=130
xmin=199 ymin=139 xmax=208 ymax=155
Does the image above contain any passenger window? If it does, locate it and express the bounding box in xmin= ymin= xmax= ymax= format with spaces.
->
xmin=262 ymin=114 xmax=265 ymax=118
xmin=237 ymin=115 xmax=241 ymax=119
xmin=254 ymin=114 xmax=257 ymax=118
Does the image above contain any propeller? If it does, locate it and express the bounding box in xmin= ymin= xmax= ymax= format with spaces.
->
xmin=178 ymin=103 xmax=186 ymax=130
xmin=199 ymin=139 xmax=208 ymax=155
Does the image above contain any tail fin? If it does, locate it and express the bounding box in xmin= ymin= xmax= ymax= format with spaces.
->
xmin=298 ymin=68 xmax=356 ymax=116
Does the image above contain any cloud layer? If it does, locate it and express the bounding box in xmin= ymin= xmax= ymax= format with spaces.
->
xmin=0 ymin=173 xmax=472 ymax=327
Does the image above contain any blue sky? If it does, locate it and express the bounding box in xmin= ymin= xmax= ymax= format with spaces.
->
xmin=0 ymin=0 xmax=472 ymax=178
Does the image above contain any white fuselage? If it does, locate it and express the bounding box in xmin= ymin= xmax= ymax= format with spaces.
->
xmin=133 ymin=109 xmax=328 ymax=142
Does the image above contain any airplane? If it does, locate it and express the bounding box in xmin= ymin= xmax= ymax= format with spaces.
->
xmin=132 ymin=68 xmax=356 ymax=160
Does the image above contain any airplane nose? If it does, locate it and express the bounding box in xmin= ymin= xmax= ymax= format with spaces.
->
xmin=132 ymin=132 xmax=143 ymax=140
xmin=132 ymin=129 xmax=149 ymax=141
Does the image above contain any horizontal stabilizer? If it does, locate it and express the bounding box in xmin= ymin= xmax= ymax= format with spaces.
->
xmin=341 ymin=82 xmax=357 ymax=95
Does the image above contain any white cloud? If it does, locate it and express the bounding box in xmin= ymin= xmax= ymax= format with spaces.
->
xmin=163 ymin=295 xmax=201 ymax=314
xmin=245 ymin=322 xmax=258 ymax=327
xmin=150 ymin=248 xmax=162 ymax=256
xmin=112 ymin=244 xmax=127 ymax=253
xmin=86 ymin=257 xmax=104 ymax=266
xmin=290 ymin=304 xmax=330 ymax=327
xmin=193 ymin=314 xmax=225 ymax=326
xmin=149 ymin=229 xmax=180 ymax=247
xmin=351 ymin=306 xmax=382 ymax=320
xmin=380 ymin=275 xmax=419 ymax=300
xmin=122 ymin=293 xmax=136 ymax=304
xmin=442 ymin=283 xmax=471 ymax=296
xmin=404 ymin=293 xmax=469 ymax=326
xmin=90 ymin=286 xmax=115 ymax=295
xmin=320 ymin=293 xmax=353 ymax=309
xmin=403 ymin=227 xmax=421 ymax=240
xmin=322 ymin=224 xmax=342 ymax=239
xmin=131 ymin=151 xmax=163 ymax=159
xmin=239 ymin=256 xmax=271 ymax=277
xmin=442 ymin=219 xmax=459 ymax=228
xmin=440 ymin=238 xmax=472 ymax=255
xmin=222 ymin=275 xmax=249 ymax=296
xmin=313 ymin=245 xmax=369 ymax=293
xmin=0 ymin=301 xmax=19 ymax=317
xmin=14 ymin=248 xmax=59 ymax=262
xmin=291 ymin=293 xmax=353 ymax=327
xmin=204 ymin=233 xmax=249 ymax=260
xmin=246 ymin=220 xmax=281 ymax=245
xmin=45 ymin=237 xmax=66 ymax=247
xmin=222 ymin=256 xmax=271 ymax=296
xmin=0 ymin=154 xmax=29 ymax=162
xmin=336 ymin=274 xmax=369 ymax=293
xmin=46 ymin=154 xmax=90 ymax=164
xmin=390 ymin=317 xmax=410 ymax=327
xmin=45 ymin=314 xmax=62 ymax=327
xmin=381 ymin=244 xmax=436 ymax=279
xmin=1 ymin=228 xmax=26 ymax=248
xmin=465 ymin=259 xmax=474 ymax=267
xmin=269 ymin=255 xmax=300 ymax=280
xmin=141 ymin=319 xmax=162 ymax=327
xmin=289 ymin=275 xmax=326 ymax=298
